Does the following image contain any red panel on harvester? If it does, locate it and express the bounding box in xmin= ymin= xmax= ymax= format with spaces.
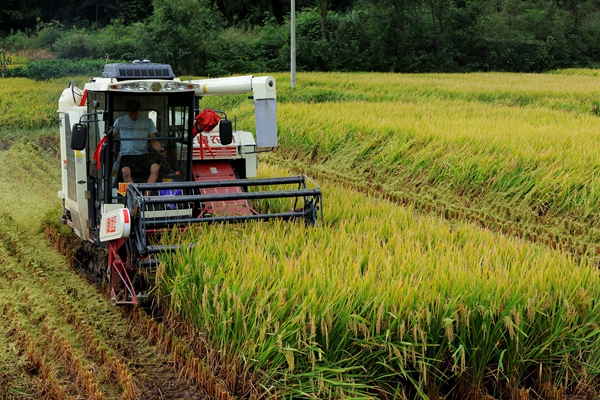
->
xmin=192 ymin=161 xmax=254 ymax=216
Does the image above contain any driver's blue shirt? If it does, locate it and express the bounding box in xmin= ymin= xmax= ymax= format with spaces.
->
xmin=114 ymin=115 xmax=157 ymax=155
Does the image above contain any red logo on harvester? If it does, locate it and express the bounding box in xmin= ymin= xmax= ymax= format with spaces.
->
xmin=106 ymin=216 xmax=117 ymax=234
xmin=210 ymin=134 xmax=235 ymax=144
xmin=117 ymin=182 xmax=131 ymax=196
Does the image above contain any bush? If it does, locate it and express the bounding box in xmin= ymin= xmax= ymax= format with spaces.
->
xmin=53 ymin=30 xmax=93 ymax=59
xmin=89 ymin=34 xmax=138 ymax=61
xmin=35 ymin=26 xmax=63 ymax=49
xmin=329 ymin=9 xmax=394 ymax=72
xmin=88 ymin=20 xmax=141 ymax=61
xmin=0 ymin=49 xmax=11 ymax=78
xmin=51 ymin=23 xmax=144 ymax=62
xmin=294 ymin=9 xmax=332 ymax=72
xmin=204 ymin=28 xmax=264 ymax=76
xmin=137 ymin=0 xmax=226 ymax=76
xmin=255 ymin=19 xmax=289 ymax=72
xmin=203 ymin=18 xmax=288 ymax=75
xmin=1 ymin=31 xmax=37 ymax=52
xmin=6 ymin=59 xmax=123 ymax=80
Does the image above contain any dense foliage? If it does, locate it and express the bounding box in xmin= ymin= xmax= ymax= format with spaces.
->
xmin=2 ymin=0 xmax=600 ymax=75
xmin=6 ymin=59 xmax=121 ymax=80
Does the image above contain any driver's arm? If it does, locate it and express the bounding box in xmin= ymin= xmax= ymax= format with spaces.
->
xmin=149 ymin=133 xmax=166 ymax=155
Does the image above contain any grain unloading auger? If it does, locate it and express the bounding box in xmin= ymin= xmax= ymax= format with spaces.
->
xmin=57 ymin=60 xmax=322 ymax=305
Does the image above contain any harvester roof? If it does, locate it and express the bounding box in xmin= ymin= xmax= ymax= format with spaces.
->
xmin=102 ymin=60 xmax=175 ymax=81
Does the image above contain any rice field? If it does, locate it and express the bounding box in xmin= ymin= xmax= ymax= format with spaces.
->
xmin=251 ymin=71 xmax=600 ymax=265
xmin=3 ymin=70 xmax=600 ymax=398
xmin=172 ymin=70 xmax=600 ymax=398
xmin=0 ymin=142 xmax=243 ymax=399
xmin=156 ymin=165 xmax=600 ymax=399
xmin=0 ymin=77 xmax=88 ymax=132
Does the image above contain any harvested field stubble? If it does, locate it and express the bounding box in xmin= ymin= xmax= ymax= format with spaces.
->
xmin=0 ymin=142 xmax=217 ymax=399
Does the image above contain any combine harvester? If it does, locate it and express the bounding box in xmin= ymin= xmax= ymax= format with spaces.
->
xmin=57 ymin=60 xmax=322 ymax=305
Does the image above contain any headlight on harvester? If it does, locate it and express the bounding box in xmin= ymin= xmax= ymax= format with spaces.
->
xmin=122 ymin=82 xmax=151 ymax=91
xmin=162 ymin=82 xmax=195 ymax=91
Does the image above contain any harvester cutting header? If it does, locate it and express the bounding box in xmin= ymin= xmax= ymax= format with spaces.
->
xmin=57 ymin=60 xmax=322 ymax=305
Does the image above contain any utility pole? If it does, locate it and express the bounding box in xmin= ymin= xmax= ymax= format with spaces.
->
xmin=291 ymin=0 xmax=296 ymax=88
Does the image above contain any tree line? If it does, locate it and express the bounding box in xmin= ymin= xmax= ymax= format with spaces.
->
xmin=1 ymin=0 xmax=600 ymax=76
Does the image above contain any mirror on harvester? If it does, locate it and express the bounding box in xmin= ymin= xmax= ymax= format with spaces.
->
xmin=71 ymin=124 xmax=88 ymax=150
xmin=219 ymin=119 xmax=233 ymax=145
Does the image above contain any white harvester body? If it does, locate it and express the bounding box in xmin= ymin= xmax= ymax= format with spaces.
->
xmin=57 ymin=69 xmax=277 ymax=241
xmin=56 ymin=61 xmax=321 ymax=305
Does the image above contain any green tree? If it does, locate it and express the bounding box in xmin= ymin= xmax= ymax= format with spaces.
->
xmin=0 ymin=0 xmax=42 ymax=33
xmin=477 ymin=0 xmax=568 ymax=71
xmin=136 ymin=0 xmax=226 ymax=75
xmin=559 ymin=0 xmax=600 ymax=66
xmin=294 ymin=8 xmax=337 ymax=71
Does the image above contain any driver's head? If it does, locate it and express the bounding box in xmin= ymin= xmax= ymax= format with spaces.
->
xmin=125 ymin=99 xmax=142 ymax=120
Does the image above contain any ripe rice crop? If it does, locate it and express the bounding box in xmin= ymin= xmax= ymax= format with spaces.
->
xmin=161 ymin=70 xmax=600 ymax=397
xmin=198 ymin=71 xmax=600 ymax=268
xmin=157 ymin=167 xmax=600 ymax=399
xmin=0 ymin=77 xmax=87 ymax=132
xmin=276 ymin=96 xmax=600 ymax=209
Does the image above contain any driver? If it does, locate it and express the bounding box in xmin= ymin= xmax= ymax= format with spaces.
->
xmin=113 ymin=99 xmax=167 ymax=184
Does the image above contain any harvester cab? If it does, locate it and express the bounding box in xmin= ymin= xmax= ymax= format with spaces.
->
xmin=57 ymin=60 xmax=322 ymax=305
